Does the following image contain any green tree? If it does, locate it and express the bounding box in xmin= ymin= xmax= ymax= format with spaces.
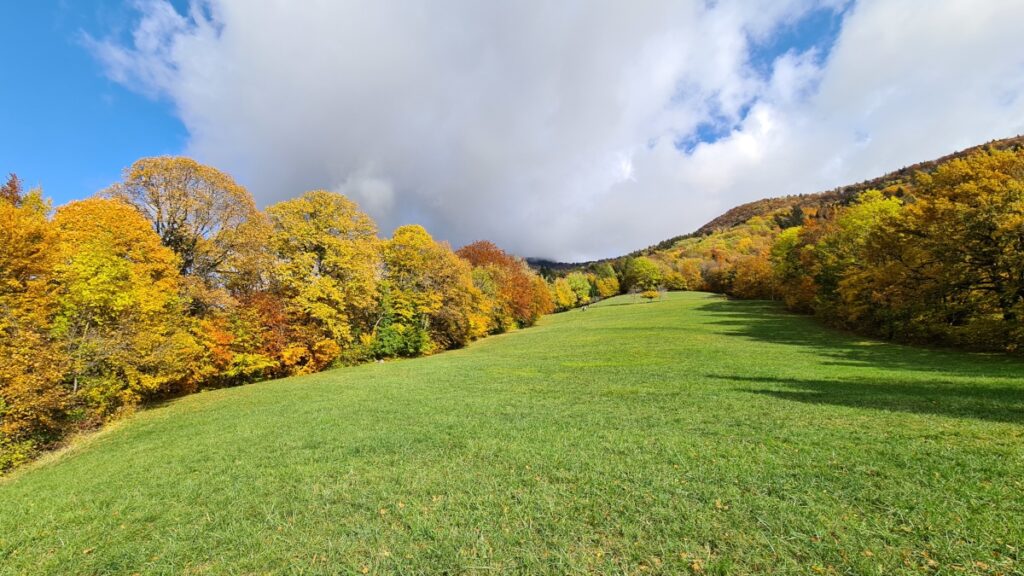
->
xmin=623 ymin=257 xmax=663 ymax=292
xmin=565 ymin=272 xmax=592 ymax=305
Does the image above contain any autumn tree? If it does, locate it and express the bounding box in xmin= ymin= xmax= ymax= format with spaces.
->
xmin=808 ymin=191 xmax=902 ymax=322
xmin=594 ymin=275 xmax=621 ymax=298
xmin=266 ymin=190 xmax=379 ymax=371
xmin=770 ymin=226 xmax=817 ymax=312
xmin=839 ymin=150 xmax=1024 ymax=349
xmin=466 ymin=266 xmax=505 ymax=332
xmin=0 ymin=186 xmax=69 ymax=469
xmin=774 ymin=204 xmax=806 ymax=229
xmin=457 ymin=241 xmax=548 ymax=328
xmin=730 ymin=253 xmax=775 ymax=300
xmin=106 ymin=156 xmax=271 ymax=301
xmin=376 ymin=225 xmax=481 ymax=356
xmin=640 ymin=290 xmax=661 ymax=302
xmin=1 ymin=173 xmax=24 ymax=206
xmin=530 ymin=274 xmax=555 ymax=317
xmin=552 ymin=277 xmax=578 ymax=311
xmin=2 ymin=157 xmax=570 ymax=471
xmin=565 ymin=272 xmax=592 ymax=305
xmin=590 ymin=262 xmax=616 ymax=279
xmin=190 ymin=299 xmax=283 ymax=388
xmin=909 ymin=149 xmax=1024 ymax=326
xmin=675 ymin=258 xmax=704 ymax=291
xmin=52 ymin=198 xmax=198 ymax=416
xmin=621 ymin=257 xmax=663 ymax=292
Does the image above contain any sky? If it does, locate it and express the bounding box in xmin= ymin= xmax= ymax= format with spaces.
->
xmin=4 ymin=1 xmax=1024 ymax=261
xmin=0 ymin=2 xmax=188 ymax=203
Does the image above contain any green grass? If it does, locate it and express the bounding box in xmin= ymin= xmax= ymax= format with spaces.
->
xmin=2 ymin=292 xmax=1023 ymax=575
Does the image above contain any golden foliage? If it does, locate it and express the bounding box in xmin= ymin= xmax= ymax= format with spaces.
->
xmin=0 ymin=194 xmax=69 ymax=469
xmin=52 ymin=198 xmax=198 ymax=415
xmin=266 ymin=190 xmax=379 ymax=370
xmin=377 ymin=225 xmax=482 ymax=355
xmin=457 ymin=241 xmax=550 ymax=328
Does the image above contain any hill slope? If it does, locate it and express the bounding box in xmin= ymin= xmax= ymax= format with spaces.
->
xmin=528 ymin=134 xmax=1024 ymax=269
xmin=3 ymin=293 xmax=1024 ymax=574
xmin=689 ymin=134 xmax=1024 ymax=238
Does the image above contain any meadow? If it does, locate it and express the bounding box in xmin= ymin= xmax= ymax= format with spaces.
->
xmin=2 ymin=292 xmax=1022 ymax=575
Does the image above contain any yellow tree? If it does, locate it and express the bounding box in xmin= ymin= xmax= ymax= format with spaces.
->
xmin=810 ymin=191 xmax=902 ymax=324
xmin=377 ymin=225 xmax=481 ymax=356
xmin=0 ymin=184 xmax=69 ymax=469
xmin=565 ymin=272 xmax=592 ymax=305
xmin=530 ymin=274 xmax=555 ymax=318
xmin=552 ymin=277 xmax=578 ymax=311
xmin=770 ymin=226 xmax=817 ymax=313
xmin=468 ymin=266 xmax=512 ymax=333
xmin=730 ymin=253 xmax=775 ymax=300
xmin=52 ymin=199 xmax=198 ymax=416
xmin=589 ymin=263 xmax=621 ymax=298
xmin=106 ymin=156 xmax=271 ymax=301
xmin=909 ymin=149 xmax=1024 ymax=327
xmin=594 ymin=276 xmax=620 ymax=298
xmin=841 ymin=149 xmax=1024 ymax=348
xmin=677 ymin=258 xmax=705 ymax=291
xmin=266 ymin=190 xmax=380 ymax=371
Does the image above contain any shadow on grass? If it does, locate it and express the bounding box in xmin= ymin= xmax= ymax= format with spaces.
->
xmin=711 ymin=375 xmax=1024 ymax=424
xmin=696 ymin=298 xmax=1024 ymax=379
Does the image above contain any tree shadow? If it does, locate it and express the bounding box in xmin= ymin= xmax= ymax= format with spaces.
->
xmin=696 ymin=298 xmax=1024 ymax=380
xmin=710 ymin=375 xmax=1024 ymax=424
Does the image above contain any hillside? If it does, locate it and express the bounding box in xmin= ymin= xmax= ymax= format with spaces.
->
xmin=689 ymin=134 xmax=1024 ymax=237
xmin=533 ymin=137 xmax=1024 ymax=354
xmin=3 ymin=292 xmax=1022 ymax=574
xmin=528 ymin=134 xmax=1024 ymax=270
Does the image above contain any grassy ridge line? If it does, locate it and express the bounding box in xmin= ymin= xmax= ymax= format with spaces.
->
xmin=2 ymin=292 xmax=1023 ymax=575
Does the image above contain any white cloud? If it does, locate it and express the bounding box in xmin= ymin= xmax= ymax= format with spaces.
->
xmin=90 ymin=0 xmax=1024 ymax=260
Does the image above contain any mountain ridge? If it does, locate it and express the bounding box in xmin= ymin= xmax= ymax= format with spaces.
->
xmin=528 ymin=134 xmax=1024 ymax=271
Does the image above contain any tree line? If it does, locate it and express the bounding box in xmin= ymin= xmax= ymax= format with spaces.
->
xmin=585 ymin=146 xmax=1023 ymax=353
xmin=0 ymin=157 xmax=555 ymax=471
xmin=6 ymin=145 xmax=1021 ymax=470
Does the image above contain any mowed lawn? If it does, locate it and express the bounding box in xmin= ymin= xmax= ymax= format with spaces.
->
xmin=2 ymin=293 xmax=1023 ymax=575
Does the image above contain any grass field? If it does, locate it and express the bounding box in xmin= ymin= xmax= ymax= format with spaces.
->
xmin=2 ymin=292 xmax=1023 ymax=575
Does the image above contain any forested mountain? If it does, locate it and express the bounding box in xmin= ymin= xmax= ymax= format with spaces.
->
xmin=630 ymin=134 xmax=1024 ymax=256
xmin=533 ymin=136 xmax=1024 ymax=272
xmin=542 ymin=135 xmax=1024 ymax=352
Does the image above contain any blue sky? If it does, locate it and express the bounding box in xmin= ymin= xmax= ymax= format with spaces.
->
xmin=677 ymin=4 xmax=847 ymax=153
xmin=0 ymin=1 xmax=186 ymax=205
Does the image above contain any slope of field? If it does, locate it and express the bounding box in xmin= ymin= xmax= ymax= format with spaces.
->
xmin=2 ymin=292 xmax=1023 ymax=574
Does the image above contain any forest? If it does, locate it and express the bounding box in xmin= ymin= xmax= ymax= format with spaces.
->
xmin=0 ymin=158 xmax=555 ymax=471
xmin=3 ymin=140 xmax=1024 ymax=472
xmin=551 ymin=141 xmax=1024 ymax=354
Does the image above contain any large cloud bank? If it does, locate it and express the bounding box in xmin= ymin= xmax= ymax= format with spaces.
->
xmin=91 ymin=0 xmax=1024 ymax=260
